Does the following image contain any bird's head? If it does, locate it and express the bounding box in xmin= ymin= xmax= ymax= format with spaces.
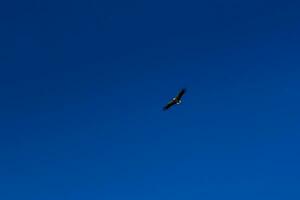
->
xmin=176 ymin=100 xmax=182 ymax=104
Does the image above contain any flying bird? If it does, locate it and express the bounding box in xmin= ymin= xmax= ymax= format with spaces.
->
xmin=163 ymin=88 xmax=186 ymax=111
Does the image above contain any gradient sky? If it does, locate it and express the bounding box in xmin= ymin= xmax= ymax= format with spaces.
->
xmin=1 ymin=0 xmax=300 ymax=199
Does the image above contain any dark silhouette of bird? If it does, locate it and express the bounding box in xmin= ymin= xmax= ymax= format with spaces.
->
xmin=163 ymin=88 xmax=186 ymax=111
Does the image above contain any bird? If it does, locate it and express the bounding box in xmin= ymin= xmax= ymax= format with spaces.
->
xmin=163 ymin=88 xmax=186 ymax=111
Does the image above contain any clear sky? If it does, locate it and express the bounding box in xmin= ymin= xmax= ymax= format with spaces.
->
xmin=1 ymin=0 xmax=300 ymax=199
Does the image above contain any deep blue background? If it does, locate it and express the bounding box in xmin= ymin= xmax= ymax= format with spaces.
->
xmin=1 ymin=0 xmax=300 ymax=199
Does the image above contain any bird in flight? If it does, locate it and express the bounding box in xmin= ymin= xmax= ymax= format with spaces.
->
xmin=163 ymin=88 xmax=186 ymax=111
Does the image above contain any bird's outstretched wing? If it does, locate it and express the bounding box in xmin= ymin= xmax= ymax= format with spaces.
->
xmin=163 ymin=99 xmax=176 ymax=110
xmin=176 ymin=88 xmax=186 ymax=100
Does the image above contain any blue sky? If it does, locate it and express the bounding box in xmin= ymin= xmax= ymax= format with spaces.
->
xmin=1 ymin=0 xmax=300 ymax=199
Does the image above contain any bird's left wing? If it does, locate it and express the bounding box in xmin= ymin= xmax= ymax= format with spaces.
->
xmin=163 ymin=100 xmax=176 ymax=110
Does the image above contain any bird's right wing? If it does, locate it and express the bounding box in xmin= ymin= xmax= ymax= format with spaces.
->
xmin=176 ymin=88 xmax=186 ymax=99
